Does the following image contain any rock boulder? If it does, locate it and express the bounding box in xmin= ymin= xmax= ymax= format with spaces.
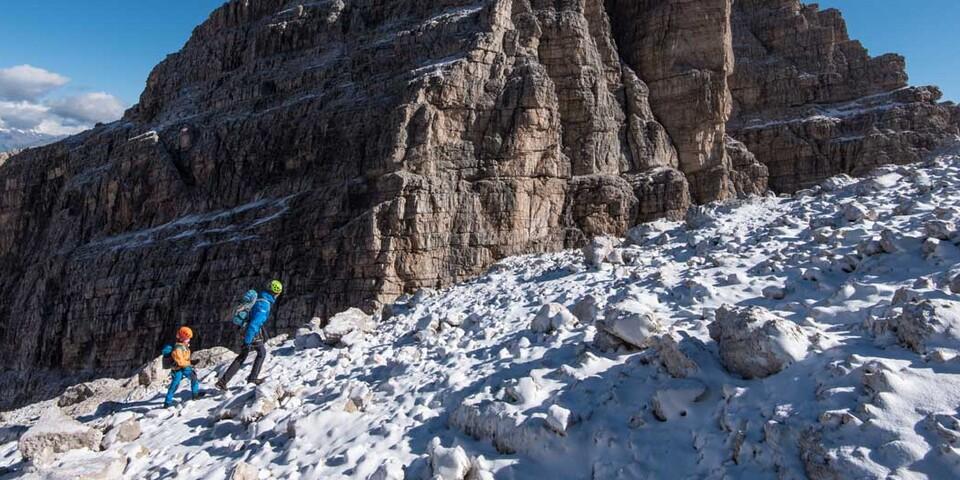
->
xmin=708 ymin=305 xmax=809 ymax=379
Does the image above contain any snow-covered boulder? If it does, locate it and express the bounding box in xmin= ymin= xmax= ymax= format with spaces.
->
xmin=594 ymin=299 xmax=664 ymax=350
xmin=343 ymin=382 xmax=373 ymax=413
xmin=839 ymin=202 xmax=877 ymax=224
xmin=820 ymin=174 xmax=855 ymax=192
xmin=428 ymin=437 xmax=471 ymax=480
xmin=880 ymin=228 xmax=899 ymax=253
xmin=295 ymin=317 xmax=325 ymax=350
xmin=652 ymin=335 xmax=698 ymax=378
xmin=570 ymin=294 xmax=600 ymax=324
xmin=708 ymin=305 xmax=809 ymax=379
xmin=101 ymin=414 xmax=141 ymax=449
xmin=545 ymin=404 xmax=571 ymax=435
xmin=55 ymin=378 xmax=124 ymax=412
xmin=18 ymin=407 xmax=102 ymax=464
xmin=762 ymin=285 xmax=787 ymax=300
xmin=239 ymin=383 xmax=282 ymax=423
xmin=925 ymin=219 xmax=956 ymax=241
xmin=530 ymin=303 xmax=577 ymax=333
xmin=323 ymin=308 xmax=375 ymax=346
xmin=582 ymin=236 xmax=617 ymax=268
xmin=137 ymin=356 xmax=165 ymax=386
xmin=950 ymin=272 xmax=960 ymax=294
xmin=888 ymin=299 xmax=960 ymax=353
xmin=685 ymin=205 xmax=715 ymax=230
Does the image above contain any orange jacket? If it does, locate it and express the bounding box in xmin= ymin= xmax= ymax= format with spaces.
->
xmin=170 ymin=342 xmax=192 ymax=370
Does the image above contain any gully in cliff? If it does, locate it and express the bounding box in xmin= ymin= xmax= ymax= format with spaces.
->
xmin=216 ymin=280 xmax=283 ymax=390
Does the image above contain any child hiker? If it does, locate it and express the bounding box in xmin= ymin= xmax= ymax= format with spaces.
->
xmin=164 ymin=326 xmax=201 ymax=407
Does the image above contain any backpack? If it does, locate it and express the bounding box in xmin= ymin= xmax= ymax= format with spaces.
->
xmin=161 ymin=344 xmax=175 ymax=369
xmin=229 ymin=290 xmax=259 ymax=328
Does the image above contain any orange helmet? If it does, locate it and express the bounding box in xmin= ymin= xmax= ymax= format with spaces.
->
xmin=177 ymin=326 xmax=193 ymax=341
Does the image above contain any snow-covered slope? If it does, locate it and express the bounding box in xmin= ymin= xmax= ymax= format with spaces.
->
xmin=3 ymin=144 xmax=960 ymax=479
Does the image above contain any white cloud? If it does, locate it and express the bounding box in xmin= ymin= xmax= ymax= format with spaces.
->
xmin=0 ymin=66 xmax=126 ymax=143
xmin=49 ymin=92 xmax=125 ymax=124
xmin=0 ymin=101 xmax=51 ymax=130
xmin=0 ymin=65 xmax=69 ymax=101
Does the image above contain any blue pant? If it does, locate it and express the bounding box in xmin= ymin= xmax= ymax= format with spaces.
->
xmin=164 ymin=367 xmax=200 ymax=406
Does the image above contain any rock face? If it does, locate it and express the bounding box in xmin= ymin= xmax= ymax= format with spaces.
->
xmin=729 ymin=0 xmax=960 ymax=192
xmin=0 ymin=0 xmax=954 ymax=408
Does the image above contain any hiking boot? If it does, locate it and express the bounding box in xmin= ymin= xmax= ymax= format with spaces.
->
xmin=248 ymin=378 xmax=265 ymax=386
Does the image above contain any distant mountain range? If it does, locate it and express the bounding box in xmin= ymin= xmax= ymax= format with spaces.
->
xmin=0 ymin=128 xmax=64 ymax=153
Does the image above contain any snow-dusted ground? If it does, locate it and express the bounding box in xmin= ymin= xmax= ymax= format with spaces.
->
xmin=3 ymin=145 xmax=960 ymax=479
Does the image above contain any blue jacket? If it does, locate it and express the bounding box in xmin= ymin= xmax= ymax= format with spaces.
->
xmin=243 ymin=291 xmax=275 ymax=345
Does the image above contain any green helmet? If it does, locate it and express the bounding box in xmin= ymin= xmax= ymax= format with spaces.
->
xmin=268 ymin=279 xmax=283 ymax=295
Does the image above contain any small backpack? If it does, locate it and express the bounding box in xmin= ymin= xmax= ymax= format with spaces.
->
xmin=229 ymin=290 xmax=259 ymax=328
xmin=161 ymin=344 xmax=175 ymax=369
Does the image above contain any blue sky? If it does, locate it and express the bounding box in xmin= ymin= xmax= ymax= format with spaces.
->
xmin=0 ymin=0 xmax=955 ymax=136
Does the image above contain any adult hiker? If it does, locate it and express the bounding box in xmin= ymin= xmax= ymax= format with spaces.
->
xmin=164 ymin=326 xmax=201 ymax=408
xmin=216 ymin=280 xmax=282 ymax=389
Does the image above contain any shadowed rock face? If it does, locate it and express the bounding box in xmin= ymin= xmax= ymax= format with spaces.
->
xmin=0 ymin=0 xmax=952 ymax=408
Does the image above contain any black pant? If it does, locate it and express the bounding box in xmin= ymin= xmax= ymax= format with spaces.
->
xmin=220 ymin=342 xmax=266 ymax=384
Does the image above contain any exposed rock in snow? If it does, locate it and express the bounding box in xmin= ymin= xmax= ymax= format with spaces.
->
xmin=950 ymin=272 xmax=960 ymax=294
xmin=685 ymin=205 xmax=715 ymax=230
xmin=570 ymin=294 xmax=600 ymax=324
xmin=18 ymin=407 xmax=102 ymax=464
xmin=101 ymin=414 xmax=141 ymax=449
xmin=762 ymin=285 xmax=787 ymax=300
xmin=137 ymin=356 xmax=165 ymax=387
xmin=238 ymin=383 xmax=283 ymax=423
xmin=653 ymin=335 xmax=698 ymax=378
xmin=323 ymin=308 xmax=374 ymax=346
xmin=582 ymin=236 xmax=618 ymax=268
xmin=887 ymin=299 xmax=960 ymax=353
xmin=530 ymin=303 xmax=577 ymax=333
xmin=230 ymin=460 xmax=259 ymax=480
xmin=295 ymin=317 xmax=326 ymax=350
xmin=709 ymin=305 xmax=809 ymax=379
xmin=595 ymin=299 xmax=664 ymax=350
xmin=57 ymin=383 xmax=97 ymax=408
xmin=925 ymin=219 xmax=956 ymax=241
xmin=839 ymin=201 xmax=877 ymax=224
